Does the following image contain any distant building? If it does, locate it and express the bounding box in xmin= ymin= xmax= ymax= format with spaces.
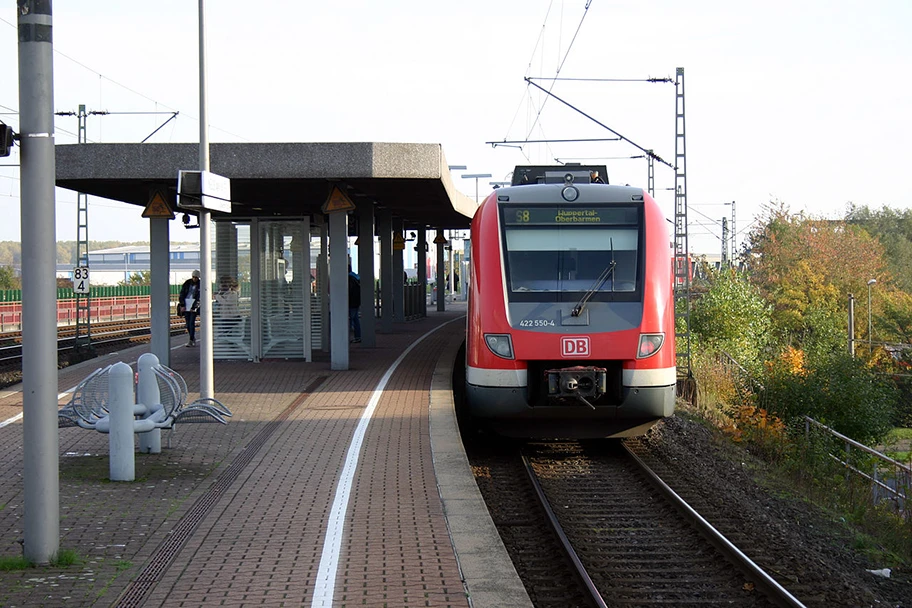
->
xmin=56 ymin=244 xmax=210 ymax=286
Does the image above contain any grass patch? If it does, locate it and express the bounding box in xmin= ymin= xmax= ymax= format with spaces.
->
xmin=50 ymin=549 xmax=81 ymax=567
xmin=115 ymin=560 xmax=132 ymax=572
xmin=0 ymin=555 xmax=31 ymax=571
xmin=0 ymin=548 xmax=82 ymax=570
xmin=885 ymin=450 xmax=911 ymax=463
xmin=886 ymin=428 xmax=912 ymax=442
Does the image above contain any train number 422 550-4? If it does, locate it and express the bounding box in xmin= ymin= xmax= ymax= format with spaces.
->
xmin=518 ymin=319 xmax=556 ymax=327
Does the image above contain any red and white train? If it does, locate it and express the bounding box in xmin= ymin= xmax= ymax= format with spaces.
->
xmin=464 ymin=165 xmax=676 ymax=438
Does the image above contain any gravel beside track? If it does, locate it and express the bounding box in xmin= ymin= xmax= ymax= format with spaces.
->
xmin=464 ymin=414 xmax=911 ymax=607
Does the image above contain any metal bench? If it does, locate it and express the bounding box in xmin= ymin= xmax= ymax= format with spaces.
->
xmin=58 ymin=366 xmax=114 ymax=429
xmin=57 ymin=364 xmax=171 ymax=434
xmin=58 ymin=360 xmax=232 ymax=443
xmin=151 ymin=364 xmax=232 ymax=447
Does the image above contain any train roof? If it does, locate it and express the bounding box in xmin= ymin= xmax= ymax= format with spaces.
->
xmin=493 ymin=182 xmax=646 ymax=205
xmin=511 ymin=164 xmax=608 ymax=186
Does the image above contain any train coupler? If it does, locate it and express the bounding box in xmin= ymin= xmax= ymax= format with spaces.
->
xmin=546 ymin=366 xmax=607 ymax=409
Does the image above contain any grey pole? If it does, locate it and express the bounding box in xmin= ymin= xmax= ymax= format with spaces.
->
xmin=378 ymin=210 xmax=393 ymax=332
xmin=867 ymin=279 xmax=876 ymax=352
xmin=198 ymin=0 xmax=214 ymax=398
xmin=417 ymin=229 xmax=427 ymax=317
xmin=848 ymin=294 xmax=855 ymax=357
xmin=436 ymin=229 xmax=446 ymax=312
xmin=393 ymin=217 xmax=405 ymax=322
xmin=449 ymin=231 xmax=455 ymax=299
xmin=329 ymin=211 xmax=349 ymax=370
xmin=149 ymin=215 xmax=171 ymax=367
xmin=357 ymin=201 xmax=376 ymax=347
xmin=18 ymin=0 xmax=59 ymax=564
xmin=318 ymin=217 xmax=329 ymax=351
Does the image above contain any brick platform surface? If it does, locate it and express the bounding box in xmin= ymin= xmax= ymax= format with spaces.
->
xmin=0 ymin=305 xmax=531 ymax=608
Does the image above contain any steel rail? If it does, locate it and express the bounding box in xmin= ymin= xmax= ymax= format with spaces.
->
xmin=0 ymin=321 xmax=185 ymax=365
xmin=622 ymin=443 xmax=806 ymax=608
xmin=520 ymin=451 xmax=608 ymax=608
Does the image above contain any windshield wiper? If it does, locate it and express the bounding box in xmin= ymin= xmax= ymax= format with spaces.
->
xmin=571 ymin=239 xmax=615 ymax=317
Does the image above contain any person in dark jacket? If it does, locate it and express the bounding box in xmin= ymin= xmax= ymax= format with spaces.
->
xmin=348 ymin=269 xmax=361 ymax=343
xmin=178 ymin=270 xmax=201 ymax=346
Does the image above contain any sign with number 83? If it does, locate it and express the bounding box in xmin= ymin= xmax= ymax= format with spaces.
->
xmin=73 ymin=267 xmax=90 ymax=294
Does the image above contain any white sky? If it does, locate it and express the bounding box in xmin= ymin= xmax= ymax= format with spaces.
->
xmin=1 ymin=0 xmax=910 ymax=255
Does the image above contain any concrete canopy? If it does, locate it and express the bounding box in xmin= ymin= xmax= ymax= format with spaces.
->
xmin=55 ymin=142 xmax=478 ymax=229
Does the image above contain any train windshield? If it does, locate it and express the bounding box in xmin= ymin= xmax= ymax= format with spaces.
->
xmin=500 ymin=204 xmax=641 ymax=301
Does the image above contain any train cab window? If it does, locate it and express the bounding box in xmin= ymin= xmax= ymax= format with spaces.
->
xmin=501 ymin=204 xmax=642 ymax=301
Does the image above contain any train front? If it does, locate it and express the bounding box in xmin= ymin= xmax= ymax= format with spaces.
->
xmin=465 ymin=174 xmax=676 ymax=438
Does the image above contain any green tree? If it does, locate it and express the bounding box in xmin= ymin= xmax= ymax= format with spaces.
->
xmin=763 ymin=351 xmax=896 ymax=444
xmin=846 ymin=204 xmax=912 ymax=293
xmin=746 ymin=202 xmax=889 ymax=352
xmin=690 ymin=267 xmax=771 ymax=370
xmin=120 ymin=270 xmax=151 ymax=286
xmin=0 ymin=265 xmax=20 ymax=289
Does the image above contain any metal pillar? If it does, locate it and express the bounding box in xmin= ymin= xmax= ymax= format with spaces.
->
xmin=357 ymin=201 xmax=376 ymax=347
xmin=721 ymin=217 xmax=729 ymax=267
xmin=198 ymin=0 xmax=214 ymax=398
xmin=436 ymin=229 xmax=446 ymax=312
xmin=646 ymin=149 xmax=655 ymax=198
xmin=150 ymin=215 xmax=171 ymax=367
xmin=449 ymin=232 xmax=456 ymax=299
xmin=18 ymin=0 xmax=59 ymax=564
xmin=673 ymin=67 xmax=692 ymax=379
xmin=392 ymin=217 xmax=405 ymax=322
xmin=417 ymin=229 xmax=427 ymax=317
xmin=329 ymin=211 xmax=349 ymax=370
xmin=378 ymin=210 xmax=393 ymax=332
xmin=318 ymin=217 xmax=329 ymax=351
xmin=848 ymin=294 xmax=855 ymax=357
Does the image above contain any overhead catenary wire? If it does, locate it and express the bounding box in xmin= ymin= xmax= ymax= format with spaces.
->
xmin=527 ymin=76 xmax=674 ymax=83
xmin=524 ymin=77 xmax=673 ymax=170
xmin=0 ymin=14 xmax=248 ymax=143
xmin=524 ymin=1 xmax=594 ymax=142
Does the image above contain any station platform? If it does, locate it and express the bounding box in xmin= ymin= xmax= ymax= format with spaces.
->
xmin=0 ymin=305 xmax=532 ymax=608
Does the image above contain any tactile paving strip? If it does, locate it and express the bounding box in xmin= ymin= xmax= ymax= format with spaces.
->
xmin=114 ymin=376 xmax=327 ymax=608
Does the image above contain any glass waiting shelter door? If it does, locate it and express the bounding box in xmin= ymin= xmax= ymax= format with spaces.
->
xmin=213 ymin=218 xmax=312 ymax=362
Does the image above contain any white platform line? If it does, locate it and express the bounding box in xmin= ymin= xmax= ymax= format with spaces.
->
xmin=310 ymin=317 xmax=463 ymax=608
xmin=0 ymin=391 xmax=71 ymax=429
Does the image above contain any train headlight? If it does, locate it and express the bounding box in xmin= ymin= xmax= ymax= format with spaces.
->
xmin=561 ymin=186 xmax=580 ymax=202
xmin=484 ymin=334 xmax=515 ymax=359
xmin=637 ymin=333 xmax=664 ymax=358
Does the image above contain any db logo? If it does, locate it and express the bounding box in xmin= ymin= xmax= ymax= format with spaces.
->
xmin=561 ymin=336 xmax=590 ymax=357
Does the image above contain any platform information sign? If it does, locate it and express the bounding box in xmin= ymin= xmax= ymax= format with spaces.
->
xmin=73 ymin=267 xmax=90 ymax=294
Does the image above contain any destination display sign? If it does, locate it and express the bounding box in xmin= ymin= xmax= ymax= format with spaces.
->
xmin=503 ymin=206 xmax=637 ymax=226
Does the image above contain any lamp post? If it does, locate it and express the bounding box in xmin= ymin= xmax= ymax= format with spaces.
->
xmin=461 ymin=173 xmax=493 ymax=203
xmin=868 ymin=278 xmax=877 ymax=351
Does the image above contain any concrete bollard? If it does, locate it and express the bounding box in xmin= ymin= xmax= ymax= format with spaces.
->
xmin=137 ymin=353 xmax=162 ymax=454
xmin=108 ymin=362 xmax=136 ymax=481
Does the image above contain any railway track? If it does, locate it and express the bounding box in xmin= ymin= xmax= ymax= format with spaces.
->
xmin=466 ymin=435 xmax=806 ymax=607
xmin=0 ymin=319 xmax=186 ymax=371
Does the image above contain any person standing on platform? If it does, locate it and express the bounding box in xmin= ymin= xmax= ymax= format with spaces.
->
xmin=348 ymin=267 xmax=362 ymax=343
xmin=178 ymin=270 xmax=201 ymax=346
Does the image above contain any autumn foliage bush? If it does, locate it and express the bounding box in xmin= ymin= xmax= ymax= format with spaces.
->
xmin=760 ymin=350 xmax=896 ymax=445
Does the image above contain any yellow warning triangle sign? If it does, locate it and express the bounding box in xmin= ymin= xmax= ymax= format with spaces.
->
xmin=142 ymin=190 xmax=174 ymax=219
xmin=322 ymin=185 xmax=356 ymax=214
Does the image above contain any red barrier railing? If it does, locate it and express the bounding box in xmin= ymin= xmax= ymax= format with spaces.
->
xmin=0 ymin=296 xmax=162 ymax=333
